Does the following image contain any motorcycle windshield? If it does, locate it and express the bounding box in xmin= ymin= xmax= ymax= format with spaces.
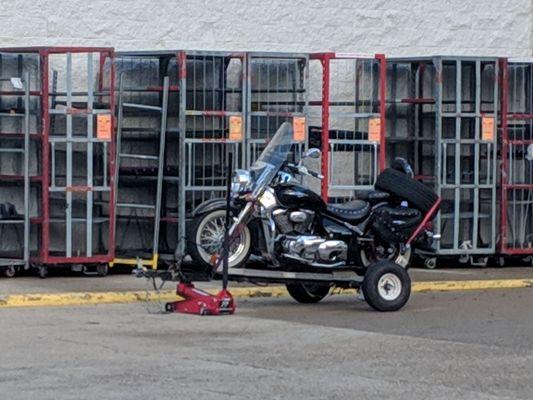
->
xmin=249 ymin=122 xmax=293 ymax=196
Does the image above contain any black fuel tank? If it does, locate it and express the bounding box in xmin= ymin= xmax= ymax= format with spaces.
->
xmin=274 ymin=183 xmax=326 ymax=210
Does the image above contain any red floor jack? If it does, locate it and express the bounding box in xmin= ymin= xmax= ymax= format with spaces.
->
xmin=164 ymin=280 xmax=235 ymax=315
xmin=165 ymin=155 xmax=236 ymax=316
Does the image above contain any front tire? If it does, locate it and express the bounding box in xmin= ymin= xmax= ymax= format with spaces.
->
xmin=286 ymin=283 xmax=330 ymax=303
xmin=189 ymin=209 xmax=252 ymax=270
xmin=362 ymin=261 xmax=411 ymax=312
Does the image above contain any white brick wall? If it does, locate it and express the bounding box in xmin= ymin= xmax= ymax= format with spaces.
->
xmin=0 ymin=0 xmax=531 ymax=56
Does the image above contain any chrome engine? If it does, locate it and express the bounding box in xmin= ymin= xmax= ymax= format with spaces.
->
xmin=281 ymin=235 xmax=348 ymax=267
xmin=272 ymin=208 xmax=348 ymax=267
xmin=272 ymin=209 xmax=315 ymax=234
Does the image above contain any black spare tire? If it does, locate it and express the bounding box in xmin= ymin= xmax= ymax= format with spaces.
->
xmin=375 ymin=168 xmax=438 ymax=214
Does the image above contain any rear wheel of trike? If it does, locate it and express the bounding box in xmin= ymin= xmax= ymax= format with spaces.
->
xmin=362 ymin=261 xmax=411 ymax=312
xmin=286 ymin=283 xmax=330 ymax=304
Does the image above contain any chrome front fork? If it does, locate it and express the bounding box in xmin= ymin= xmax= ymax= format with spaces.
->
xmin=227 ymin=199 xmax=279 ymax=268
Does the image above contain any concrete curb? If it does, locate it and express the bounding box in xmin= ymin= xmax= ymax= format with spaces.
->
xmin=1 ymin=279 xmax=532 ymax=308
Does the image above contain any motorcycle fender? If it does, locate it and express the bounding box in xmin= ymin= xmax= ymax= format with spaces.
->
xmin=190 ymin=198 xmax=228 ymax=217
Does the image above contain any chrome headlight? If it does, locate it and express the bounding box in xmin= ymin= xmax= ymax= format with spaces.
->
xmin=231 ymin=169 xmax=252 ymax=195
xmin=258 ymin=187 xmax=277 ymax=210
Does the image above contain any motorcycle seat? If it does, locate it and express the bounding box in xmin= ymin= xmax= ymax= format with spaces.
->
xmin=356 ymin=189 xmax=390 ymax=203
xmin=327 ymin=199 xmax=370 ymax=223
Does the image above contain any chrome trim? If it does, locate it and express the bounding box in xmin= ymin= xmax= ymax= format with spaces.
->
xmin=283 ymin=253 xmax=346 ymax=268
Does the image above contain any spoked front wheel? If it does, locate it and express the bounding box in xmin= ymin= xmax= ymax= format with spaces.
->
xmin=189 ymin=209 xmax=252 ymax=270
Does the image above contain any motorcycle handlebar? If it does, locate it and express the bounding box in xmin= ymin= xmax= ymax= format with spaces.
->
xmin=286 ymin=163 xmax=323 ymax=180
xmin=307 ymin=169 xmax=324 ymax=180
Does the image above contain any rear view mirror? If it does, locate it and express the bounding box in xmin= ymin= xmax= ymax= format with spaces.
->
xmin=303 ymin=148 xmax=321 ymax=159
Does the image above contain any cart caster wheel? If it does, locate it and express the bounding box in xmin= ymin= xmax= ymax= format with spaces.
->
xmin=165 ymin=303 xmax=175 ymax=313
xmin=38 ymin=266 xmax=48 ymax=279
xmin=96 ymin=264 xmax=109 ymax=277
xmin=4 ymin=266 xmax=16 ymax=278
xmin=424 ymin=257 xmax=437 ymax=269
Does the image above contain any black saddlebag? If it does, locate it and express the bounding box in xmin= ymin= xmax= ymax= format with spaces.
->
xmin=371 ymin=206 xmax=422 ymax=243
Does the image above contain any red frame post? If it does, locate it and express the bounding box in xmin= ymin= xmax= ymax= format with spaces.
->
xmin=376 ymin=53 xmax=387 ymax=171
xmin=107 ymin=49 xmax=117 ymax=260
xmin=499 ymin=57 xmax=533 ymax=255
xmin=316 ymin=53 xmax=332 ymax=201
xmin=312 ymin=53 xmax=387 ymax=202
xmin=500 ymin=58 xmax=509 ymax=254
xmin=40 ymin=49 xmax=50 ymax=262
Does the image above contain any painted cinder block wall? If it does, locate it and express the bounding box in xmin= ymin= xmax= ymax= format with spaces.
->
xmin=0 ymin=0 xmax=531 ymax=254
xmin=0 ymin=0 xmax=531 ymax=57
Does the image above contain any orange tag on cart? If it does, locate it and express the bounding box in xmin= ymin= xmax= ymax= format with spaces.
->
xmin=482 ymin=116 xmax=494 ymax=141
xmin=293 ymin=117 xmax=306 ymax=142
xmin=97 ymin=114 xmax=112 ymax=140
xmin=368 ymin=118 xmax=381 ymax=142
xmin=229 ymin=116 xmax=243 ymax=141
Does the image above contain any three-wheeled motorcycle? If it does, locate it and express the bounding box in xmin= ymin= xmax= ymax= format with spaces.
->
xmin=188 ymin=123 xmax=441 ymax=311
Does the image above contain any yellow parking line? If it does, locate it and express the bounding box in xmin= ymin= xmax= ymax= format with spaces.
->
xmin=0 ymin=286 xmax=289 ymax=308
xmin=0 ymin=279 xmax=532 ymax=308
xmin=412 ymin=279 xmax=533 ymax=292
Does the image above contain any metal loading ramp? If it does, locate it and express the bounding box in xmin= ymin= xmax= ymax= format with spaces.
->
xmin=111 ymin=75 xmax=170 ymax=269
xmin=387 ymin=56 xmax=499 ymax=263
xmin=108 ymin=52 xmax=180 ymax=266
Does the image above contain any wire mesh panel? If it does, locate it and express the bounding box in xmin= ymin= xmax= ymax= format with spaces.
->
xmin=0 ymin=54 xmax=37 ymax=268
xmin=501 ymin=59 xmax=533 ymax=254
xmin=0 ymin=47 xmax=116 ymax=266
xmin=180 ymin=51 xmax=246 ymax=213
xmin=311 ymin=53 xmax=385 ymax=203
xmin=246 ymin=52 xmax=308 ymax=168
xmin=387 ymin=60 xmax=437 ymax=185
xmin=44 ymin=49 xmax=115 ymax=263
xmin=387 ymin=56 xmax=499 ymax=258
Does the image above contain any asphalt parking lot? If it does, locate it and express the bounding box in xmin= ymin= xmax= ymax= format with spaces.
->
xmin=1 ymin=281 xmax=533 ymax=400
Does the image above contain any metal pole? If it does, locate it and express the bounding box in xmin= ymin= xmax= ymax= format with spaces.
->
xmin=320 ymin=54 xmax=330 ymax=201
xmin=152 ymin=76 xmax=170 ymax=266
xmin=222 ymin=151 xmax=232 ymax=291
xmin=175 ymin=51 xmax=187 ymax=264
xmin=112 ymin=73 xmax=125 ymax=245
xmin=87 ymin=53 xmax=94 ymax=257
xmin=66 ymin=52 xmax=73 ymax=258
xmin=40 ymin=50 xmax=50 ymax=263
xmin=23 ymin=72 xmax=30 ymax=268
